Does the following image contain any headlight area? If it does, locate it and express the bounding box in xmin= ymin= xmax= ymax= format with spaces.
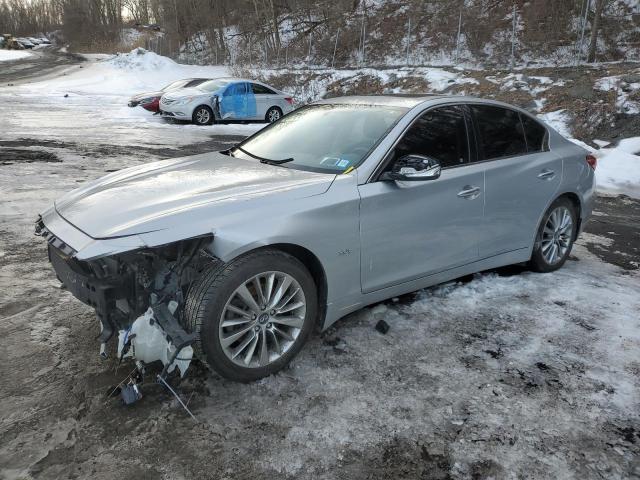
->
xmin=47 ymin=234 xmax=216 ymax=383
xmin=175 ymin=96 xmax=194 ymax=106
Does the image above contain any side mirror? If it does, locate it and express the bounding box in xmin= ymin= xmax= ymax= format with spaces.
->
xmin=380 ymin=154 xmax=441 ymax=182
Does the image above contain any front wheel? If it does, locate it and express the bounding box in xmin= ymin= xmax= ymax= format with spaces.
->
xmin=183 ymin=249 xmax=317 ymax=382
xmin=192 ymin=105 xmax=214 ymax=126
xmin=529 ymin=197 xmax=577 ymax=272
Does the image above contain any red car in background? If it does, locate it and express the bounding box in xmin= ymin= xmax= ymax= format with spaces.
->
xmin=128 ymin=78 xmax=209 ymax=112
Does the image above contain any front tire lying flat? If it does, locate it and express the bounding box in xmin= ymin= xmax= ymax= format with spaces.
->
xmin=529 ymin=197 xmax=577 ymax=273
xmin=183 ymin=249 xmax=317 ymax=382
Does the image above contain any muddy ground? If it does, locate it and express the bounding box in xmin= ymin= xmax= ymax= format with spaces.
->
xmin=1 ymin=51 xmax=639 ymax=479
xmin=0 ymin=48 xmax=86 ymax=86
xmin=1 ymin=134 xmax=638 ymax=480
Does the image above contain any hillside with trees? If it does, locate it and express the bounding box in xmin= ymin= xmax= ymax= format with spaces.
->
xmin=1 ymin=0 xmax=638 ymax=68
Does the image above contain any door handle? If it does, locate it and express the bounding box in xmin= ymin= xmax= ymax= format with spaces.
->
xmin=457 ymin=186 xmax=481 ymax=199
xmin=537 ymin=169 xmax=556 ymax=180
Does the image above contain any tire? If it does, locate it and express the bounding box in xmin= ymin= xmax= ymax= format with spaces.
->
xmin=265 ymin=106 xmax=283 ymax=123
xmin=529 ymin=197 xmax=577 ymax=273
xmin=183 ymin=249 xmax=318 ymax=382
xmin=192 ymin=105 xmax=213 ymax=126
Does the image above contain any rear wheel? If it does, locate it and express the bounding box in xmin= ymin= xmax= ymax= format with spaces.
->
xmin=265 ymin=106 xmax=282 ymax=123
xmin=183 ymin=249 xmax=317 ymax=382
xmin=192 ymin=105 xmax=213 ymax=126
xmin=529 ymin=197 xmax=577 ymax=272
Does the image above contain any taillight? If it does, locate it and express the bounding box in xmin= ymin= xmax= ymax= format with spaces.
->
xmin=284 ymin=97 xmax=294 ymax=105
xmin=586 ymin=154 xmax=597 ymax=170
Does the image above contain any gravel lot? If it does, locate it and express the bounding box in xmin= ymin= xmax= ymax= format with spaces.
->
xmin=0 ymin=51 xmax=638 ymax=480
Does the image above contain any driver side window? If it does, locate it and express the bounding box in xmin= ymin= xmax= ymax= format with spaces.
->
xmin=389 ymin=105 xmax=469 ymax=170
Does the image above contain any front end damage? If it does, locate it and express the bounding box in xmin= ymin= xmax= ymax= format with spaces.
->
xmin=36 ymin=216 xmax=213 ymax=381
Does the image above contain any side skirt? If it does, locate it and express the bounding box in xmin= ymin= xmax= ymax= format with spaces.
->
xmin=322 ymin=248 xmax=531 ymax=329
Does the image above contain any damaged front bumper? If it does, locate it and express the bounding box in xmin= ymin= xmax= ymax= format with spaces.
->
xmin=36 ymin=212 xmax=211 ymax=378
xmin=118 ymin=302 xmax=195 ymax=377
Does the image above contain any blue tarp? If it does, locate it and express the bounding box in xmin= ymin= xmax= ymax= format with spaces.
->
xmin=219 ymin=82 xmax=257 ymax=119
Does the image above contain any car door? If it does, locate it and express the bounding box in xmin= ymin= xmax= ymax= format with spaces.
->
xmin=469 ymin=104 xmax=562 ymax=257
xmin=358 ymin=105 xmax=485 ymax=293
xmin=219 ymin=82 xmax=257 ymax=120
xmin=250 ymin=83 xmax=275 ymax=120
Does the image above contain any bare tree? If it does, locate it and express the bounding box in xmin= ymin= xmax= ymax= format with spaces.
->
xmin=587 ymin=0 xmax=607 ymax=63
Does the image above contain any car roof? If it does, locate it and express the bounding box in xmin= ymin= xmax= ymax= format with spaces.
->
xmin=214 ymin=77 xmax=264 ymax=83
xmin=314 ymin=95 xmax=447 ymax=108
xmin=313 ymin=94 xmax=533 ymax=113
xmin=207 ymin=77 xmax=278 ymax=88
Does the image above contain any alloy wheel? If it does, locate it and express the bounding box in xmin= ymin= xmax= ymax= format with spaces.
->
xmin=196 ymin=108 xmax=210 ymax=124
xmin=219 ymin=271 xmax=306 ymax=368
xmin=541 ymin=206 xmax=573 ymax=265
xmin=268 ymin=109 xmax=281 ymax=122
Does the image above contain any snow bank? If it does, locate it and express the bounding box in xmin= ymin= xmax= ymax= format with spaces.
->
xmin=537 ymin=109 xmax=640 ymax=198
xmin=106 ymin=47 xmax=178 ymax=71
xmin=595 ymin=74 xmax=640 ymax=115
xmin=0 ymin=50 xmax=32 ymax=62
xmin=538 ymin=109 xmax=573 ymax=138
xmin=0 ymin=49 xmax=257 ymax=145
xmin=17 ymin=48 xmax=228 ymax=97
xmin=595 ymin=137 xmax=640 ymax=198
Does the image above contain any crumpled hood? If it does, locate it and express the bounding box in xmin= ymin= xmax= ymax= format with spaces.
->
xmin=54 ymin=152 xmax=335 ymax=239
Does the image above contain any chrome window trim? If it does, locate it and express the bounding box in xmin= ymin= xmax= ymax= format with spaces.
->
xmin=366 ymin=101 xmax=474 ymax=183
xmin=364 ymin=100 xmax=555 ymax=183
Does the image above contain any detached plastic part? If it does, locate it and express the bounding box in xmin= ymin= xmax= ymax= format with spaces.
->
xmin=120 ymin=383 xmax=142 ymax=405
xmin=375 ymin=319 xmax=390 ymax=334
xmin=117 ymin=303 xmax=195 ymax=377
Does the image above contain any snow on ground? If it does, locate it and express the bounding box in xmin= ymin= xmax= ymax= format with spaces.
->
xmin=0 ymin=49 xmax=32 ymax=62
xmin=538 ymin=109 xmax=640 ymax=199
xmin=255 ymin=65 xmax=479 ymax=103
xmin=486 ymin=73 xmax=566 ymax=97
xmin=22 ymin=48 xmax=230 ymax=98
xmin=596 ymin=137 xmax=640 ymax=198
xmin=0 ymin=138 xmax=639 ymax=478
xmin=0 ymin=49 xmax=263 ymax=147
xmin=595 ymin=75 xmax=640 ymax=114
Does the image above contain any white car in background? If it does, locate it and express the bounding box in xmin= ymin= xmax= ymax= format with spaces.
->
xmin=160 ymin=77 xmax=294 ymax=125
xmin=16 ymin=38 xmax=35 ymax=48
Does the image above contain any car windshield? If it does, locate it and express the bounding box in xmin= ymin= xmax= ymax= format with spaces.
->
xmin=232 ymin=104 xmax=408 ymax=173
xmin=198 ymin=79 xmax=231 ymax=92
xmin=162 ymin=79 xmax=187 ymax=91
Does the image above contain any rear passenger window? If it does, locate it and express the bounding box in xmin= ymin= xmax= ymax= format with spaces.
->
xmin=391 ymin=105 xmax=469 ymax=168
xmin=251 ymin=83 xmax=276 ymax=94
xmin=471 ymin=105 xmax=527 ymax=160
xmin=520 ymin=114 xmax=548 ymax=152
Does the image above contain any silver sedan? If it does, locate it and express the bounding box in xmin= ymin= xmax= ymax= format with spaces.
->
xmin=37 ymin=95 xmax=595 ymax=382
xmin=159 ymin=77 xmax=295 ymax=125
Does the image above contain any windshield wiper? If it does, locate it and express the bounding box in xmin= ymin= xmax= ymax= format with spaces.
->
xmin=234 ymin=146 xmax=294 ymax=165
